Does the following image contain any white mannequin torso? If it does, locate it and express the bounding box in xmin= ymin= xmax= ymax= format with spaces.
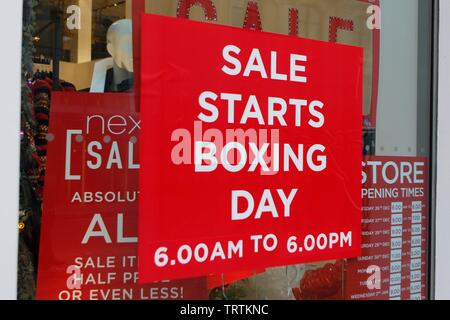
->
xmin=90 ymin=19 xmax=134 ymax=93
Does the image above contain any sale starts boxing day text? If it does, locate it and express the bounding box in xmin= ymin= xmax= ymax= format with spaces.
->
xmin=191 ymin=45 xmax=325 ymax=220
xmin=147 ymin=44 xmax=353 ymax=269
xmin=68 ymin=45 xmax=353 ymax=269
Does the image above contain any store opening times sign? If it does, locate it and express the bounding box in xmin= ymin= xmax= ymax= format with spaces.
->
xmin=346 ymin=157 xmax=428 ymax=300
xmin=138 ymin=14 xmax=363 ymax=282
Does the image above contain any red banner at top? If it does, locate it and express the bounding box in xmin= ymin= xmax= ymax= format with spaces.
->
xmin=138 ymin=14 xmax=363 ymax=283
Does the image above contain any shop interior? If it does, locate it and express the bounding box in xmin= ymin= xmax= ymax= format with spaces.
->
xmin=32 ymin=0 xmax=131 ymax=91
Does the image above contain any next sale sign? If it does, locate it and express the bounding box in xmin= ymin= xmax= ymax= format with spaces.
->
xmin=139 ymin=14 xmax=363 ymax=282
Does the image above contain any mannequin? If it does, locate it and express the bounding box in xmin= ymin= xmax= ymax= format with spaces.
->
xmin=90 ymin=19 xmax=134 ymax=93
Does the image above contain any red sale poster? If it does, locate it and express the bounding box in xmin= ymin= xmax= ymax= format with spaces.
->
xmin=139 ymin=14 xmax=363 ymax=282
xmin=345 ymin=156 xmax=428 ymax=300
xmin=36 ymin=92 xmax=207 ymax=300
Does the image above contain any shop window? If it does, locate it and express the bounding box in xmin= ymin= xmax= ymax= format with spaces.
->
xmin=18 ymin=0 xmax=434 ymax=300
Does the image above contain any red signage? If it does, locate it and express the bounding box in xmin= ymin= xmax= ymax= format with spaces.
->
xmin=345 ymin=157 xmax=428 ymax=300
xmin=139 ymin=14 xmax=363 ymax=282
xmin=289 ymin=157 xmax=429 ymax=301
xmin=36 ymin=92 xmax=207 ymax=300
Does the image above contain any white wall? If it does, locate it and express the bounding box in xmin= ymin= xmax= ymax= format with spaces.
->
xmin=0 ymin=2 xmax=22 ymax=300
xmin=436 ymin=0 xmax=450 ymax=301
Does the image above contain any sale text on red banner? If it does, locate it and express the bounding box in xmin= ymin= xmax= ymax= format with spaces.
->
xmin=139 ymin=14 xmax=363 ymax=282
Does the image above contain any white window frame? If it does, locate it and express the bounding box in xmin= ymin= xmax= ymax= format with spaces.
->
xmin=0 ymin=0 xmax=447 ymax=301
xmin=0 ymin=1 xmax=22 ymax=300
xmin=435 ymin=0 xmax=450 ymax=301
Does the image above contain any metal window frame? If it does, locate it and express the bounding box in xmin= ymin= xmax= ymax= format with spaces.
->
xmin=428 ymin=0 xmax=439 ymax=301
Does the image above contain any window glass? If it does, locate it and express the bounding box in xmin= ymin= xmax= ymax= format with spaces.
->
xmin=18 ymin=0 xmax=433 ymax=300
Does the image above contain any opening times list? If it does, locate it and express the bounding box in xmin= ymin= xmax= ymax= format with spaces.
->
xmin=345 ymin=157 xmax=428 ymax=300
